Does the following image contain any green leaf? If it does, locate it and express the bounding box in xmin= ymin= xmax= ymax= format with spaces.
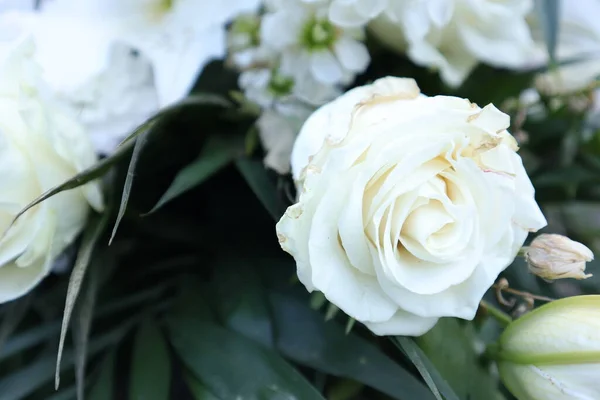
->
xmin=109 ymin=131 xmax=150 ymax=245
xmin=130 ymin=319 xmax=171 ymax=400
xmin=417 ymin=319 xmax=505 ymax=400
xmin=269 ymin=293 xmax=434 ymax=400
xmin=0 ymin=294 xmax=31 ymax=354
xmin=184 ymin=373 xmax=221 ymax=400
xmin=56 ymin=212 xmax=111 ymax=390
xmin=0 ymin=322 xmax=131 ymax=400
xmin=393 ymin=336 xmax=460 ymax=400
xmin=0 ymin=284 xmax=171 ymax=362
xmin=235 ymin=157 xmax=288 ymax=220
xmin=166 ymin=316 xmax=325 ymax=400
xmin=47 ymin=386 xmax=77 ymax=400
xmin=73 ymin=262 xmax=99 ymax=400
xmin=535 ymin=0 xmax=561 ymax=63
xmin=145 ymin=134 xmax=244 ymax=215
xmin=117 ymin=94 xmax=232 ymax=147
xmin=0 ymin=140 xmax=133 ymax=240
xmin=210 ymin=258 xmax=273 ymax=348
xmin=327 ymin=379 xmax=363 ymax=400
xmin=88 ymin=352 xmax=116 ymax=400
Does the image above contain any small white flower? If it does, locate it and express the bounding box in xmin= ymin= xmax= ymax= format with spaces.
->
xmin=43 ymin=0 xmax=262 ymax=107
xmin=257 ymin=103 xmax=313 ymax=174
xmin=370 ymin=0 xmax=537 ymax=87
xmin=227 ymin=13 xmax=276 ymax=70
xmin=261 ymin=0 xmax=370 ymax=88
xmin=239 ymin=64 xmax=340 ymax=109
xmin=327 ymin=0 xmax=388 ymax=28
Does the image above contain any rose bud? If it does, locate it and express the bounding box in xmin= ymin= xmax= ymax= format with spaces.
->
xmin=525 ymin=234 xmax=593 ymax=281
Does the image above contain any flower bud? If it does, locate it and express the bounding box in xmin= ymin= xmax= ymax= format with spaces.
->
xmin=497 ymin=295 xmax=600 ymax=400
xmin=525 ymin=234 xmax=593 ymax=281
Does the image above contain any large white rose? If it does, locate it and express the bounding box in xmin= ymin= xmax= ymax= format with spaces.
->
xmin=369 ymin=0 xmax=536 ymax=87
xmin=0 ymin=37 xmax=103 ymax=303
xmin=276 ymin=77 xmax=547 ymax=336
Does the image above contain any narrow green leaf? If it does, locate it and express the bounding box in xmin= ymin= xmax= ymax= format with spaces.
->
xmin=109 ymin=131 xmax=150 ymax=245
xmin=130 ymin=319 xmax=171 ymax=400
xmin=0 ymin=322 xmax=131 ymax=400
xmin=117 ymin=94 xmax=232 ymax=147
xmin=235 ymin=157 xmax=288 ymax=220
xmin=0 ymin=284 xmax=171 ymax=362
xmin=47 ymin=386 xmax=77 ymax=400
xmin=144 ymin=134 xmax=244 ymax=215
xmin=0 ymin=294 xmax=31 ymax=353
xmin=88 ymin=352 xmax=116 ymax=400
xmin=0 ymin=321 xmax=61 ymax=360
xmin=56 ymin=213 xmax=110 ymax=390
xmin=0 ymin=140 xmax=133 ymax=241
xmin=184 ymin=373 xmax=221 ymax=400
xmin=535 ymin=0 xmax=561 ymax=63
xmin=393 ymin=337 xmax=459 ymax=400
xmin=73 ymin=263 xmax=100 ymax=400
xmin=166 ymin=316 xmax=325 ymax=400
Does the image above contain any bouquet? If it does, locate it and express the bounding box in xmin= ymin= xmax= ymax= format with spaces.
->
xmin=0 ymin=1 xmax=599 ymax=399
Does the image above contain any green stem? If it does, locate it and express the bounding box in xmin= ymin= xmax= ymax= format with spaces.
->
xmin=479 ymin=300 xmax=512 ymax=326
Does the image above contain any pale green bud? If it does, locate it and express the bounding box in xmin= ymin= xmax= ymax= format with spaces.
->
xmin=497 ymin=295 xmax=600 ymax=400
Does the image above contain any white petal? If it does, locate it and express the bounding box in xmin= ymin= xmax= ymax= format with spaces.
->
xmin=307 ymin=172 xmax=398 ymax=322
xmin=333 ymin=36 xmax=370 ymax=72
xmin=310 ymin=50 xmax=344 ymax=84
xmin=364 ymin=309 xmax=438 ymax=336
xmin=143 ymin=28 xmax=224 ymax=106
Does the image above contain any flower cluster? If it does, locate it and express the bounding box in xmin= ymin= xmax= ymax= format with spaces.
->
xmin=1 ymin=0 xmax=261 ymax=155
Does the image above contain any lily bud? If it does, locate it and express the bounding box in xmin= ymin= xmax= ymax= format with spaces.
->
xmin=525 ymin=234 xmax=593 ymax=281
xmin=497 ymin=295 xmax=600 ymax=400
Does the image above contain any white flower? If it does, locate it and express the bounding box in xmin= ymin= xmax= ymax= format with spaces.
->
xmin=0 ymin=11 xmax=160 ymax=155
xmin=277 ymin=77 xmax=547 ymax=336
xmin=43 ymin=0 xmax=262 ymax=107
xmin=239 ymin=67 xmax=340 ymax=109
xmin=227 ymin=13 xmax=276 ymax=70
xmin=261 ymin=0 xmax=370 ymax=88
xmin=327 ymin=0 xmax=388 ymax=28
xmin=0 ymin=36 xmax=103 ymax=303
xmin=48 ymin=43 xmax=159 ymax=155
xmin=256 ymin=103 xmax=314 ymax=174
xmin=370 ymin=0 xmax=536 ymax=87
xmin=497 ymin=295 xmax=600 ymax=400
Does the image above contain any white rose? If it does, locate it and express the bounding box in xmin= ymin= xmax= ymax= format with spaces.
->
xmin=369 ymin=0 xmax=536 ymax=87
xmin=276 ymin=77 xmax=547 ymax=336
xmin=0 ymin=37 xmax=103 ymax=303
